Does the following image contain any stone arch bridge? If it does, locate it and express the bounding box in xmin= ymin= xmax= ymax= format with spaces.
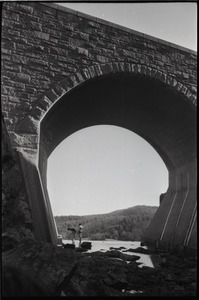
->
xmin=1 ymin=2 xmax=197 ymax=253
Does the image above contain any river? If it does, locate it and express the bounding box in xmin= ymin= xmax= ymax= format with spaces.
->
xmin=63 ymin=239 xmax=155 ymax=268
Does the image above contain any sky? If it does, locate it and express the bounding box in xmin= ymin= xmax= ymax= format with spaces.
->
xmin=47 ymin=2 xmax=197 ymax=216
xmin=47 ymin=126 xmax=168 ymax=216
xmin=57 ymin=2 xmax=197 ymax=51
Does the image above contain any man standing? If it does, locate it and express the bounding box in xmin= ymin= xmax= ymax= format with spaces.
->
xmin=78 ymin=223 xmax=84 ymax=247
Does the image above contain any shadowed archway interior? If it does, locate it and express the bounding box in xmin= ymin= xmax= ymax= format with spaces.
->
xmin=38 ymin=73 xmax=196 ymax=249
xmin=39 ymin=73 xmax=196 ymax=178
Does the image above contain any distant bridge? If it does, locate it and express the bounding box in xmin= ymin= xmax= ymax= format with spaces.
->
xmin=1 ymin=2 xmax=197 ymax=252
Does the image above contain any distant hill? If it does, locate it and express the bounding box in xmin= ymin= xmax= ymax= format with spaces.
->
xmin=54 ymin=205 xmax=158 ymax=241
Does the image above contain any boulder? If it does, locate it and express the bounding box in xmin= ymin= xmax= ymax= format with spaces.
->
xmin=102 ymin=273 xmax=128 ymax=291
xmin=104 ymin=250 xmax=121 ymax=259
xmin=120 ymin=253 xmax=141 ymax=262
xmin=123 ymin=247 xmax=150 ymax=254
xmin=81 ymin=242 xmax=92 ymax=249
xmin=63 ymin=243 xmax=75 ymax=249
xmin=76 ymin=247 xmax=88 ymax=252
xmin=2 ymin=239 xmax=77 ymax=296
xmin=110 ymin=246 xmax=126 ymax=250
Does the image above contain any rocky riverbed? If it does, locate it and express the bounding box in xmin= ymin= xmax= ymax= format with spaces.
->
xmin=63 ymin=245 xmax=197 ymax=297
xmin=2 ymin=239 xmax=197 ymax=297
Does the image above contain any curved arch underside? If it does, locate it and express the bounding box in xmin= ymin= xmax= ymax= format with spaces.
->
xmin=40 ymin=73 xmax=196 ymax=171
xmin=38 ymin=73 xmax=196 ymax=251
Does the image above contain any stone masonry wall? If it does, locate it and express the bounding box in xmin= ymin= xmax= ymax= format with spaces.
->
xmin=1 ymin=2 xmax=197 ymax=135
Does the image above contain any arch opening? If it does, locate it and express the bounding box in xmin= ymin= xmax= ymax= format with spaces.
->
xmin=47 ymin=125 xmax=169 ymax=216
xmin=38 ymin=72 xmax=196 ymax=249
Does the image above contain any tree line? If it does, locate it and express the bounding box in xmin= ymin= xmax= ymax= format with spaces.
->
xmin=54 ymin=205 xmax=158 ymax=241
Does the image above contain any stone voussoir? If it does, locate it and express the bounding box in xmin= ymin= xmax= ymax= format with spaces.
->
xmin=111 ymin=62 xmax=120 ymax=73
xmin=100 ymin=63 xmax=114 ymax=75
xmin=81 ymin=68 xmax=91 ymax=80
xmin=31 ymin=106 xmax=46 ymax=120
xmin=140 ymin=64 xmax=147 ymax=75
xmin=175 ymin=82 xmax=183 ymax=92
xmin=60 ymin=78 xmax=73 ymax=91
xmin=118 ymin=62 xmax=125 ymax=72
xmin=39 ymin=96 xmax=53 ymax=111
xmin=93 ymin=64 xmax=103 ymax=76
xmin=53 ymin=83 xmax=66 ymax=97
xmin=124 ymin=62 xmax=132 ymax=73
xmin=88 ymin=66 xmax=97 ymax=78
xmin=68 ymin=74 xmax=79 ymax=87
xmin=45 ymin=89 xmax=59 ymax=103
xmin=75 ymin=71 xmax=85 ymax=83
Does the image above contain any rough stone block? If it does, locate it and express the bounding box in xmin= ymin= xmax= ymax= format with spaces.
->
xmin=49 ymin=37 xmax=58 ymax=44
xmin=2 ymin=40 xmax=16 ymax=51
xmin=76 ymin=47 xmax=89 ymax=57
xmin=2 ymin=86 xmax=16 ymax=96
xmin=32 ymin=31 xmax=49 ymax=40
xmin=50 ymin=47 xmax=68 ymax=56
xmin=2 ymin=48 xmax=12 ymax=55
xmin=2 ymin=19 xmax=15 ymax=29
xmin=8 ymin=96 xmax=21 ymax=103
xmin=29 ymin=58 xmax=49 ymax=67
xmin=29 ymin=21 xmax=42 ymax=31
xmin=3 ymin=61 xmax=21 ymax=72
xmin=18 ymin=102 xmax=31 ymax=111
xmin=74 ymin=32 xmax=89 ymax=41
xmin=15 ymin=73 xmax=31 ymax=83
xmin=18 ymin=4 xmax=34 ymax=14
xmin=7 ymin=29 xmax=20 ymax=36
xmin=10 ymin=81 xmax=25 ymax=90
xmin=2 ymin=54 xmax=11 ymax=61
xmin=16 ymin=116 xmax=39 ymax=135
xmin=96 ymin=55 xmax=108 ymax=63
xmin=12 ymin=54 xmax=28 ymax=64
xmin=9 ymin=132 xmax=38 ymax=148
xmin=3 ymin=10 xmax=19 ymax=21
xmin=88 ymin=21 xmax=100 ymax=29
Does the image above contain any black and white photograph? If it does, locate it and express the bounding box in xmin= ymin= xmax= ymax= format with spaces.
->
xmin=2 ymin=1 xmax=197 ymax=297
